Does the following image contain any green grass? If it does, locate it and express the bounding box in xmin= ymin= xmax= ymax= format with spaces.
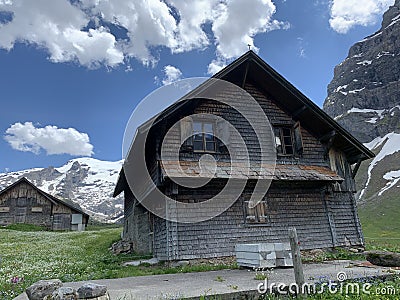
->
xmin=0 ymin=227 xmax=236 ymax=299
xmin=4 ymin=223 xmax=47 ymax=231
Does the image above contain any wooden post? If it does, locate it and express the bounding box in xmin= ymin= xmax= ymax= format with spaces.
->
xmin=288 ymin=227 xmax=305 ymax=290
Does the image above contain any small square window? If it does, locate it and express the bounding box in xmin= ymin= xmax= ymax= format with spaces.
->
xmin=191 ymin=121 xmax=216 ymax=152
xmin=245 ymin=201 xmax=267 ymax=223
xmin=274 ymin=127 xmax=294 ymax=155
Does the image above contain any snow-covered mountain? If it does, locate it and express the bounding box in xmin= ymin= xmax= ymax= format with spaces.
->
xmin=323 ymin=1 xmax=400 ymax=232
xmin=0 ymin=157 xmax=124 ymax=223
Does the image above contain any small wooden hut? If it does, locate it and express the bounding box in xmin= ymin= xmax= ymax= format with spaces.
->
xmin=0 ymin=177 xmax=89 ymax=231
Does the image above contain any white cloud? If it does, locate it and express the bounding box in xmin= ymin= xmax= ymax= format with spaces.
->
xmin=160 ymin=65 xmax=183 ymax=85
xmin=0 ymin=0 xmax=287 ymax=69
xmin=207 ymin=59 xmax=226 ymax=75
xmin=4 ymin=122 xmax=94 ymax=156
xmin=0 ymin=0 xmax=123 ymax=67
xmin=329 ymin=0 xmax=395 ymax=34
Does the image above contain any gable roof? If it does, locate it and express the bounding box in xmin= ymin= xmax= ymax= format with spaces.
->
xmin=114 ymin=51 xmax=374 ymax=197
xmin=0 ymin=177 xmax=89 ymax=217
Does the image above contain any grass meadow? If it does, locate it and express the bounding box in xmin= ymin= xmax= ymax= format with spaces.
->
xmin=0 ymin=222 xmax=399 ymax=299
xmin=0 ymin=225 xmax=235 ymax=299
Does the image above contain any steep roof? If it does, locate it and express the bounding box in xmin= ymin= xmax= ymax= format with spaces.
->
xmin=114 ymin=51 xmax=374 ymax=196
xmin=0 ymin=177 xmax=89 ymax=218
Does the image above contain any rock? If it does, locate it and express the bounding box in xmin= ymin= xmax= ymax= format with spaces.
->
xmin=77 ymin=283 xmax=107 ymax=299
xmin=110 ymin=240 xmax=133 ymax=255
xmin=170 ymin=260 xmax=190 ymax=268
xmin=366 ymin=250 xmax=400 ymax=267
xmin=323 ymin=0 xmax=400 ymax=143
xmin=26 ymin=279 xmax=63 ymax=300
xmin=122 ymin=257 xmax=159 ymax=266
xmin=52 ymin=287 xmax=78 ymax=300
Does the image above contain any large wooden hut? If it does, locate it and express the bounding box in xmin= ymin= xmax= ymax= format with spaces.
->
xmin=0 ymin=177 xmax=89 ymax=231
xmin=114 ymin=51 xmax=374 ymax=261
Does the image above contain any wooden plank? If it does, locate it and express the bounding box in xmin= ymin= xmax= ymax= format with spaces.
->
xmin=288 ymin=227 xmax=305 ymax=289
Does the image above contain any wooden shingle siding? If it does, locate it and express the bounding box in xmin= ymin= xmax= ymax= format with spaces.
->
xmin=157 ymin=181 xmax=337 ymax=260
xmin=0 ymin=182 xmax=52 ymax=227
xmin=0 ymin=178 xmax=88 ymax=230
xmin=122 ymin=190 xmax=152 ymax=254
xmin=326 ymin=192 xmax=363 ymax=246
xmin=116 ymin=51 xmax=372 ymax=261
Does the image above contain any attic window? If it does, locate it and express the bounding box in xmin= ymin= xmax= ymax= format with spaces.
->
xmin=192 ymin=121 xmax=216 ymax=152
xmin=274 ymin=127 xmax=294 ymax=155
xmin=274 ymin=122 xmax=303 ymax=156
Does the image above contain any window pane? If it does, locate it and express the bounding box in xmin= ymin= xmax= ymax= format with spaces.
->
xmin=193 ymin=140 xmax=203 ymax=151
xmin=284 ymin=136 xmax=292 ymax=145
xmin=206 ymin=141 xmax=216 ymax=151
xmin=282 ymin=127 xmax=291 ymax=136
xmin=204 ymin=133 xmax=214 ymax=141
xmin=194 ymin=134 xmax=203 ymax=142
xmin=285 ymin=145 xmax=294 ymax=155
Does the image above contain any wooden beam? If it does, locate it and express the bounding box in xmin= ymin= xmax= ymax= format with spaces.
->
xmin=288 ymin=227 xmax=305 ymax=292
xmin=352 ymin=158 xmax=363 ymax=179
xmin=319 ymin=130 xmax=336 ymax=143
xmin=292 ymin=105 xmax=307 ymax=118
xmin=241 ymin=61 xmax=250 ymax=88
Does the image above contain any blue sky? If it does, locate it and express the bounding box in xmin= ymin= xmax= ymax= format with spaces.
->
xmin=0 ymin=0 xmax=395 ymax=172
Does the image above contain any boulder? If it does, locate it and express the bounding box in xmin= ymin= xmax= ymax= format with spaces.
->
xmin=52 ymin=287 xmax=78 ymax=300
xmin=366 ymin=250 xmax=400 ymax=267
xmin=110 ymin=240 xmax=133 ymax=255
xmin=77 ymin=283 xmax=107 ymax=299
xmin=26 ymin=279 xmax=63 ymax=300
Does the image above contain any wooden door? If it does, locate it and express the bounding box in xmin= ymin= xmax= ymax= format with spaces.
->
xmin=14 ymin=207 xmax=27 ymax=223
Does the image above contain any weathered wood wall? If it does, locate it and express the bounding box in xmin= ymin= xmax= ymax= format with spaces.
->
xmin=123 ymin=189 xmax=153 ymax=254
xmin=0 ymin=181 xmax=84 ymax=231
xmin=0 ymin=182 xmax=53 ymax=227
xmin=123 ymin=77 xmax=362 ymax=260
xmin=153 ymin=181 xmax=362 ymax=260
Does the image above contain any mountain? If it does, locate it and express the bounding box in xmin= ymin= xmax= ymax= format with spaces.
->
xmin=323 ymin=0 xmax=400 ymax=236
xmin=0 ymin=158 xmax=124 ymax=223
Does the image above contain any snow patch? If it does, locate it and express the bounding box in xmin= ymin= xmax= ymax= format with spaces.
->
xmin=360 ymin=32 xmax=382 ymax=43
xmin=347 ymin=108 xmax=385 ymax=119
xmin=377 ymin=51 xmax=394 ymax=59
xmin=366 ymin=117 xmax=378 ymax=124
xmin=356 ymin=60 xmax=372 ymax=66
xmin=348 ymin=87 xmax=366 ymax=94
xmin=378 ymin=170 xmax=400 ymax=196
xmin=360 ymin=133 xmax=400 ymax=198
xmin=334 ymin=85 xmax=348 ymax=93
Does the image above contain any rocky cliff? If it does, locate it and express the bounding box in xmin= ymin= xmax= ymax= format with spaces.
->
xmin=323 ymin=0 xmax=400 ymax=235
xmin=324 ymin=0 xmax=400 ymax=143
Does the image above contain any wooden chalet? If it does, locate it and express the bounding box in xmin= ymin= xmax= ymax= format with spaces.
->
xmin=0 ymin=177 xmax=89 ymax=231
xmin=114 ymin=51 xmax=374 ymax=261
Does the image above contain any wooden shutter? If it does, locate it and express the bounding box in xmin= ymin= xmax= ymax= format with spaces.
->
xmin=293 ymin=122 xmax=303 ymax=156
xmin=180 ymin=116 xmax=193 ymax=147
xmin=217 ymin=119 xmax=230 ymax=147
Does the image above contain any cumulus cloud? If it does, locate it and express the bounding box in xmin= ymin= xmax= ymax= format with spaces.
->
xmin=0 ymin=0 xmax=123 ymax=67
xmin=4 ymin=122 xmax=94 ymax=156
xmin=207 ymin=59 xmax=226 ymax=75
xmin=329 ymin=0 xmax=395 ymax=34
xmin=0 ymin=0 xmax=287 ymax=69
xmin=160 ymin=65 xmax=183 ymax=85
